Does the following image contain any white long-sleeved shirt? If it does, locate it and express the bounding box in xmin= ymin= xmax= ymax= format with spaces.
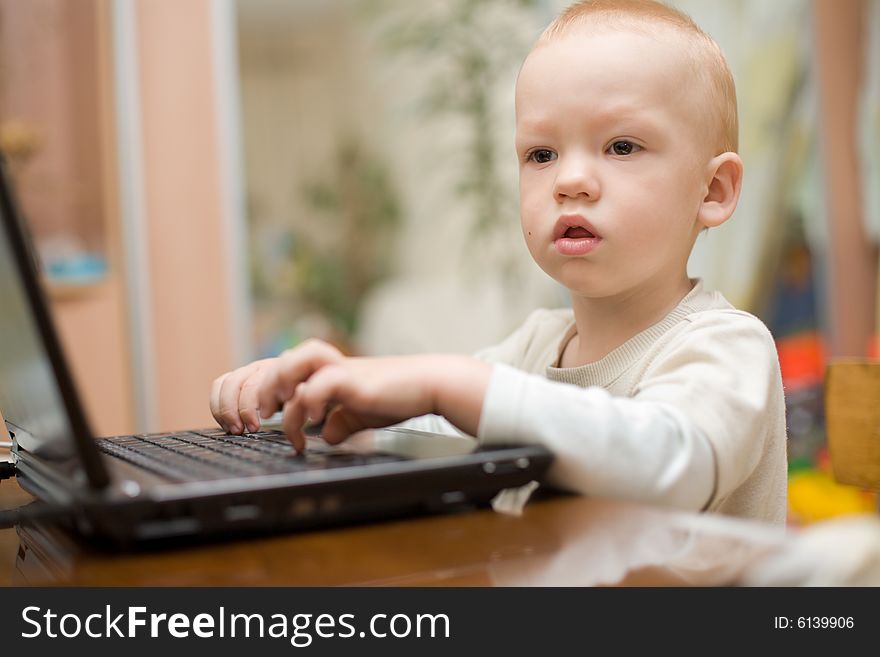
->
xmin=405 ymin=280 xmax=788 ymax=524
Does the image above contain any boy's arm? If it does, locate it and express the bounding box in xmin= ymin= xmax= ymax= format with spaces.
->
xmin=477 ymin=312 xmax=784 ymax=514
xmin=478 ymin=364 xmax=717 ymax=511
xmin=372 ymin=309 xmax=566 ymax=437
xmin=253 ymin=352 xmax=491 ymax=451
xmin=259 ymin=344 xmax=719 ymax=510
xmin=306 ymin=309 xmax=560 ymax=437
xmin=430 ymin=356 xmax=493 ymax=435
xmin=211 ymin=308 xmax=544 ymax=446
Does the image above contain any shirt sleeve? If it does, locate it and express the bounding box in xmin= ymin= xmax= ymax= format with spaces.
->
xmin=476 ymin=312 xmax=781 ymax=512
xmin=477 ymin=364 xmax=716 ymax=510
xmin=630 ymin=311 xmax=783 ymax=506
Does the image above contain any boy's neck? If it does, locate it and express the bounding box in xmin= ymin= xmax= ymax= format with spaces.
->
xmin=561 ymin=274 xmax=696 ymax=367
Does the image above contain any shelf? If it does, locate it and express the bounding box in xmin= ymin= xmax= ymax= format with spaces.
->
xmin=46 ymin=278 xmax=110 ymax=302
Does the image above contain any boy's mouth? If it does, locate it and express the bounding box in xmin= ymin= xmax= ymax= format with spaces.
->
xmin=562 ymin=226 xmax=595 ymax=239
xmin=553 ymin=215 xmax=602 ymax=256
xmin=553 ymin=214 xmax=601 ymax=241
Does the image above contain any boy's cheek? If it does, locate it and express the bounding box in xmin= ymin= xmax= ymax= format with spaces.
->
xmin=519 ymin=206 xmax=546 ymax=237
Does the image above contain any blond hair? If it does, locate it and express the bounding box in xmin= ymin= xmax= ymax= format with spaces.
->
xmin=538 ymin=0 xmax=738 ymax=154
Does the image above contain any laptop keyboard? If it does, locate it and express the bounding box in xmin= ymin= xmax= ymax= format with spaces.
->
xmin=96 ymin=429 xmax=401 ymax=483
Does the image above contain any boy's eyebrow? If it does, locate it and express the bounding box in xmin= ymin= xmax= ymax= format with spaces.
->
xmin=591 ymin=103 xmax=657 ymax=125
xmin=514 ymin=116 xmax=560 ymax=137
xmin=516 ymin=106 xmax=664 ymax=139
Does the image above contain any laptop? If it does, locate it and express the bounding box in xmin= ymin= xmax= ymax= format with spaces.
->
xmin=0 ymin=156 xmax=553 ymax=548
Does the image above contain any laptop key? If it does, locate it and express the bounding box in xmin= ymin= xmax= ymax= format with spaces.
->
xmin=97 ymin=429 xmax=406 ymax=483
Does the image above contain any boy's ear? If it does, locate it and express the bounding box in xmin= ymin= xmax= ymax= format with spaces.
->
xmin=697 ymin=152 xmax=743 ymax=229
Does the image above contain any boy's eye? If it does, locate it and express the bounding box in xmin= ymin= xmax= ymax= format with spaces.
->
xmin=609 ymin=140 xmax=640 ymax=156
xmin=527 ymin=149 xmax=557 ymax=164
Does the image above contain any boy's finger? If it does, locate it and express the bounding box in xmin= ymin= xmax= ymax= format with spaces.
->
xmin=281 ymin=393 xmax=306 ymax=453
xmin=256 ymin=363 xmax=284 ymax=420
xmin=209 ymin=372 xmax=230 ymax=427
xmin=296 ymin=364 xmax=350 ymax=426
xmin=217 ymin=366 xmax=260 ymax=434
xmin=258 ymin=341 xmax=343 ymax=418
xmin=321 ymin=406 xmax=365 ymax=445
xmin=238 ymin=369 xmax=266 ymax=433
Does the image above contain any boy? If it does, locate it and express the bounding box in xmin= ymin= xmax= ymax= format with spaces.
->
xmin=210 ymin=0 xmax=788 ymax=523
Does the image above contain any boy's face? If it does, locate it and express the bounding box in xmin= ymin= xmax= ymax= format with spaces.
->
xmin=515 ymin=29 xmax=712 ymax=300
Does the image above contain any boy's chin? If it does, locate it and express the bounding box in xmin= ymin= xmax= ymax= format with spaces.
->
xmin=551 ymin=269 xmax=644 ymax=300
xmin=553 ymin=277 xmax=614 ymax=300
xmin=542 ymin=263 xmax=612 ymax=298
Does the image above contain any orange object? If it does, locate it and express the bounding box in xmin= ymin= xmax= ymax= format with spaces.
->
xmin=776 ymin=331 xmax=826 ymax=389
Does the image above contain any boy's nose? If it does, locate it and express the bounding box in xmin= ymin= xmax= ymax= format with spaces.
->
xmin=553 ymin=159 xmax=600 ymax=202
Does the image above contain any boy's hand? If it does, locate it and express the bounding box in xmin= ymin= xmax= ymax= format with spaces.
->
xmin=210 ymin=357 xmax=275 ymax=435
xmin=257 ymin=352 xmax=492 ymax=452
xmin=209 ymin=339 xmax=345 ymax=434
xmin=210 ymin=338 xmax=492 ymax=451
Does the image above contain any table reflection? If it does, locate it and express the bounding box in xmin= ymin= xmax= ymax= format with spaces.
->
xmin=9 ymin=488 xmax=801 ymax=587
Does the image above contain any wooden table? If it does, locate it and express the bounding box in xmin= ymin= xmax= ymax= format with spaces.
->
xmin=0 ymin=477 xmax=786 ymax=587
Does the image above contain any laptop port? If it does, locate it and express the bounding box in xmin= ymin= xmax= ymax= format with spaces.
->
xmin=224 ymin=503 xmax=260 ymax=521
xmin=289 ymin=497 xmax=316 ymax=517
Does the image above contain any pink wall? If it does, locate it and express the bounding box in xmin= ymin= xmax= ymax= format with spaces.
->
xmin=136 ymin=0 xmax=235 ymax=430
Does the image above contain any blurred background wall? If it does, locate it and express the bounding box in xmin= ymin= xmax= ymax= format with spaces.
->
xmin=0 ymin=0 xmax=877 ymax=522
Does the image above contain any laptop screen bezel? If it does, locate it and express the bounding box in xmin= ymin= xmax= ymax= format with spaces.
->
xmin=0 ymin=153 xmax=110 ymax=489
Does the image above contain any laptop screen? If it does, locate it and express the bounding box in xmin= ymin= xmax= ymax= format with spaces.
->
xmin=0 ymin=191 xmax=72 ymax=457
xmin=0 ymin=157 xmax=107 ymax=487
